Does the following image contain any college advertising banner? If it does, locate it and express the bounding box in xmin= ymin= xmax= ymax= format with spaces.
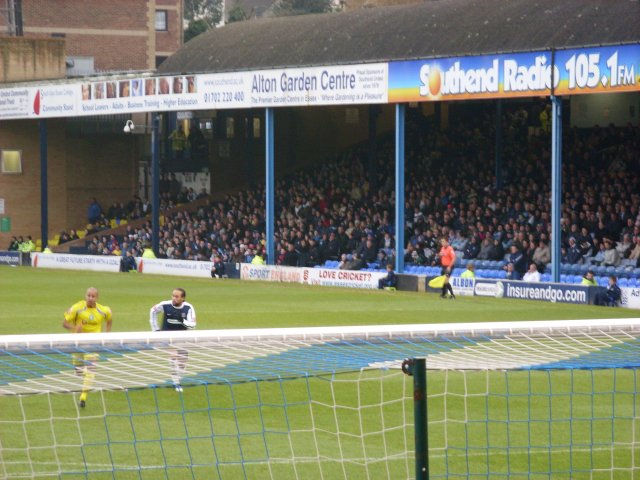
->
xmin=240 ymin=264 xmax=387 ymax=289
xmin=473 ymin=279 xmax=591 ymax=304
xmin=0 ymin=64 xmax=388 ymax=120
xmin=388 ymin=44 xmax=639 ymax=102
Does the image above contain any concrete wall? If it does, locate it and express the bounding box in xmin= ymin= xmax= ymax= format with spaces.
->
xmin=0 ymin=37 xmax=65 ymax=82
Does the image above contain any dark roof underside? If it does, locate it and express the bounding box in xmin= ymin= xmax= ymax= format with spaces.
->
xmin=159 ymin=0 xmax=640 ymax=75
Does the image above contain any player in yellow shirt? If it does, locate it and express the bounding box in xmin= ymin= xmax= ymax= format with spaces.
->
xmin=63 ymin=287 xmax=112 ymax=408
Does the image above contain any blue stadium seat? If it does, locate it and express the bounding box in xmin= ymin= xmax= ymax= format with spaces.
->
xmin=541 ymin=273 xmax=551 ymax=282
xmin=578 ymin=264 xmax=590 ymax=274
xmin=594 ymin=265 xmax=607 ymax=276
xmin=614 ymin=267 xmax=627 ymax=278
xmin=597 ymin=276 xmax=608 ymax=287
xmin=560 ymin=274 xmax=568 ymax=283
xmin=571 ymin=275 xmax=582 ymax=284
xmin=618 ymin=278 xmax=629 ymax=288
xmin=495 ymin=270 xmax=507 ymax=279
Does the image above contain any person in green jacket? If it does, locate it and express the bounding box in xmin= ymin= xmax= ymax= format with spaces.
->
xmin=460 ymin=263 xmax=475 ymax=279
xmin=142 ymin=242 xmax=156 ymax=258
xmin=19 ymin=236 xmax=35 ymax=252
xmin=581 ymin=270 xmax=597 ymax=286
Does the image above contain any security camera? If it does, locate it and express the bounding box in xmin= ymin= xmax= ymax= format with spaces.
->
xmin=123 ymin=119 xmax=135 ymax=133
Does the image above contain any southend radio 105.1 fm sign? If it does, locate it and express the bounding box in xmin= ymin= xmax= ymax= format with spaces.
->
xmin=389 ymin=44 xmax=639 ymax=102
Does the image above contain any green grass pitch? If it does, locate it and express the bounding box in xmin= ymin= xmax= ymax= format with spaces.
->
xmin=0 ymin=267 xmax=637 ymax=335
xmin=0 ymin=267 xmax=638 ymax=479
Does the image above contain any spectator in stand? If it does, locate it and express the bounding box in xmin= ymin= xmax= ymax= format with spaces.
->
xmin=306 ymin=238 xmax=322 ymax=267
xmin=581 ymin=270 xmax=597 ymax=286
xmin=505 ymin=262 xmax=520 ymax=280
xmin=532 ymin=240 xmax=550 ymax=270
xmin=338 ymin=253 xmax=350 ymax=269
xmin=507 ymin=244 xmax=527 ymax=278
xmin=628 ymin=237 xmax=640 ymax=264
xmin=522 ymin=263 xmax=541 ymax=282
xmin=616 ymin=233 xmax=633 ymax=259
xmin=602 ymin=239 xmax=621 ymax=267
xmin=344 ymin=253 xmax=365 ymax=271
xmin=358 ymin=236 xmax=378 ymax=264
xmin=8 ymin=236 xmax=20 ymax=250
xmin=476 ymin=237 xmax=493 ymax=260
xmin=577 ymin=227 xmax=594 ymax=257
xmin=594 ymin=275 xmax=621 ymax=306
xmin=283 ymin=242 xmax=299 ymax=266
xmin=565 ymin=238 xmax=583 ymax=264
xmin=88 ymin=198 xmax=102 ymax=224
xmin=489 ymin=238 xmax=505 ymax=261
xmin=592 ymin=239 xmax=606 ymax=265
xmin=463 ymin=236 xmax=480 ymax=259
xmin=323 ymin=232 xmax=340 ymax=261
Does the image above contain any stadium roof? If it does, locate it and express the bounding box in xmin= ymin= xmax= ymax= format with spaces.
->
xmin=158 ymin=0 xmax=639 ymax=75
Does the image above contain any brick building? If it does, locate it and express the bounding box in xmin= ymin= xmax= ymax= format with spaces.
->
xmin=0 ymin=0 xmax=183 ymax=72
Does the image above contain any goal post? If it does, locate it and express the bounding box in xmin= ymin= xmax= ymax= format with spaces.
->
xmin=0 ymin=319 xmax=639 ymax=479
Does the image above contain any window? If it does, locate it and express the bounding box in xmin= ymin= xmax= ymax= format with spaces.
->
xmin=1 ymin=150 xmax=22 ymax=174
xmin=155 ymin=10 xmax=168 ymax=31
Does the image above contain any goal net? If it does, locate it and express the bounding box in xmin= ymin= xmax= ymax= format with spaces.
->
xmin=0 ymin=319 xmax=638 ymax=479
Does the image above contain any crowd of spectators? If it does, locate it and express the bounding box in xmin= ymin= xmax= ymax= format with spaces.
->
xmin=79 ymin=102 xmax=639 ymax=276
xmin=57 ymin=174 xmax=207 ymax=245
